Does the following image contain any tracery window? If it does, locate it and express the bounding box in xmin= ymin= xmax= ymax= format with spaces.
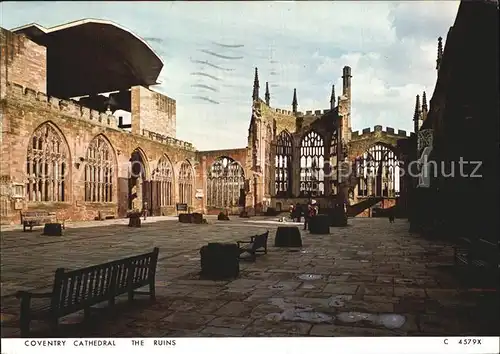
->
xmin=155 ymin=155 xmax=174 ymax=206
xmin=178 ymin=161 xmax=193 ymax=205
xmin=275 ymin=130 xmax=293 ymax=197
xmin=207 ymin=157 xmax=245 ymax=208
xmin=356 ymin=143 xmax=400 ymax=197
xmin=299 ymin=130 xmax=325 ymax=196
xmin=26 ymin=122 xmax=69 ymax=202
xmin=265 ymin=125 xmax=273 ymax=195
xmin=329 ymin=129 xmax=339 ymax=194
xmin=84 ymin=135 xmax=114 ymax=202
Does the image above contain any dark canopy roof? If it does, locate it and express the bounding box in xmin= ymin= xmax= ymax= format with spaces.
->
xmin=12 ymin=19 xmax=164 ymax=98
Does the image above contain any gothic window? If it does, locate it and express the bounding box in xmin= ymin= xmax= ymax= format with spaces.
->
xmin=207 ymin=157 xmax=245 ymax=208
xmin=275 ymin=130 xmax=293 ymax=197
xmin=84 ymin=135 xmax=114 ymax=202
xmin=329 ymin=129 xmax=339 ymax=194
xmin=299 ymin=130 xmax=325 ymax=197
xmin=26 ymin=122 xmax=69 ymax=202
xmin=178 ymin=161 xmax=193 ymax=205
xmin=265 ymin=125 xmax=273 ymax=195
xmin=155 ymin=155 xmax=174 ymax=206
xmin=356 ymin=143 xmax=400 ymax=198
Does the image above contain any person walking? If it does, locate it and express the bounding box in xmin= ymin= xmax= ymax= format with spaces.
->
xmin=295 ymin=203 xmax=302 ymax=222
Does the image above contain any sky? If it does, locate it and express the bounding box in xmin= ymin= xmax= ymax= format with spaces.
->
xmin=1 ymin=1 xmax=460 ymax=151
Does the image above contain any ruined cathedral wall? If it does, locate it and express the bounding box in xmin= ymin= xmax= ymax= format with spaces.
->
xmin=260 ymin=104 xmax=296 ymax=134
xmin=131 ymin=86 xmax=176 ymax=138
xmin=195 ymin=148 xmax=248 ymax=214
xmin=0 ymin=28 xmax=47 ymax=97
xmin=348 ymin=125 xmax=413 ymax=160
xmin=1 ymin=84 xmax=199 ymax=225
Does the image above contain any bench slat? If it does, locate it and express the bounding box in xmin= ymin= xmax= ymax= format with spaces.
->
xmin=18 ymin=248 xmax=159 ymax=337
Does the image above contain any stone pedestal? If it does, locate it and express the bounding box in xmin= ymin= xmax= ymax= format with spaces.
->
xmin=128 ymin=212 xmax=142 ymax=227
xmin=192 ymin=213 xmax=203 ymax=224
xmin=200 ymin=243 xmax=239 ymax=279
xmin=43 ymin=223 xmax=63 ymax=236
xmin=309 ymin=214 xmax=330 ymax=234
xmin=275 ymin=226 xmax=302 ymax=247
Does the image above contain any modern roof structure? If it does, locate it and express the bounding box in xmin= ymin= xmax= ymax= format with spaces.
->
xmin=12 ymin=19 xmax=164 ymax=98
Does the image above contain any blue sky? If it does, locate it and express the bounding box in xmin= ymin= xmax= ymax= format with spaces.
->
xmin=1 ymin=1 xmax=459 ymax=151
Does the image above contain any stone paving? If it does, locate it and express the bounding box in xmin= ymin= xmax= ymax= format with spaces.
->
xmin=1 ymin=216 xmax=498 ymax=337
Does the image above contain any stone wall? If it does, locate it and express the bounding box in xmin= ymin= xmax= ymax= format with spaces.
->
xmin=349 ymin=125 xmax=412 ymax=159
xmin=1 ymin=83 xmax=198 ymax=225
xmin=0 ymin=28 xmax=47 ymax=97
xmin=131 ymin=86 xmax=176 ymax=138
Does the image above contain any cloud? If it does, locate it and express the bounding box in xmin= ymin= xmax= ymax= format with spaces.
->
xmin=2 ymin=1 xmax=460 ymax=150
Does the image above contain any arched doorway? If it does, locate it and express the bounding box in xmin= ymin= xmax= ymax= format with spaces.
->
xmin=120 ymin=148 xmax=151 ymax=216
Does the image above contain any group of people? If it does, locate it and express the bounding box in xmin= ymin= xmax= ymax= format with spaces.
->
xmin=289 ymin=202 xmax=319 ymax=230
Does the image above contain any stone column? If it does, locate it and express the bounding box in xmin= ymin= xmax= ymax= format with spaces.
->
xmin=292 ymin=135 xmax=301 ymax=197
xmin=324 ymin=133 xmax=332 ymax=196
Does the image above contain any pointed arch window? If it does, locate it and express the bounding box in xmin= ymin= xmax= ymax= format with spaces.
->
xmin=26 ymin=122 xmax=69 ymax=202
xmin=299 ymin=130 xmax=325 ymax=196
xmin=155 ymin=156 xmax=174 ymax=206
xmin=84 ymin=136 xmax=114 ymax=202
xmin=275 ymin=131 xmax=293 ymax=197
xmin=178 ymin=161 xmax=193 ymax=205
xmin=207 ymin=157 xmax=245 ymax=208
xmin=356 ymin=143 xmax=400 ymax=197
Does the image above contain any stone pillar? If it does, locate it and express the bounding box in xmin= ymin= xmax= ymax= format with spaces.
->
xmin=292 ymin=135 xmax=301 ymax=197
xmin=324 ymin=133 xmax=332 ymax=196
xmin=201 ymin=156 xmax=207 ymax=214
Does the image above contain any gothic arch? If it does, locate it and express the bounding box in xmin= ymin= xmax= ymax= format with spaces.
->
xmin=153 ymin=154 xmax=175 ymax=207
xmin=355 ymin=142 xmax=400 ymax=197
xmin=130 ymin=147 xmax=150 ymax=180
xmin=299 ymin=130 xmax=325 ymax=197
xmin=25 ymin=121 xmax=71 ymax=202
xmin=207 ymin=156 xmax=245 ymax=208
xmin=275 ymin=130 xmax=293 ymax=197
xmin=178 ymin=160 xmax=194 ymax=205
xmin=84 ymin=134 xmax=116 ymax=202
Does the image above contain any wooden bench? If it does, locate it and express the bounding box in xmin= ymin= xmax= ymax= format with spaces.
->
xmin=20 ymin=211 xmax=57 ymax=232
xmin=237 ymin=231 xmax=269 ymax=261
xmin=15 ymin=247 xmax=159 ymax=337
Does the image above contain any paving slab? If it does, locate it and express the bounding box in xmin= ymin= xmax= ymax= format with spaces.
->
xmin=1 ymin=217 xmax=498 ymax=337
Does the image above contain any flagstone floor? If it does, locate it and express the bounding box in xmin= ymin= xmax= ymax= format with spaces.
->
xmin=1 ymin=216 xmax=498 ymax=337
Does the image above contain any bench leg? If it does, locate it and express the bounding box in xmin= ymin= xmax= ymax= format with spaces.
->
xmin=49 ymin=317 xmax=59 ymax=336
xmin=19 ymin=317 xmax=31 ymax=338
xmin=128 ymin=290 xmax=134 ymax=302
xmin=149 ymin=280 xmax=156 ymax=301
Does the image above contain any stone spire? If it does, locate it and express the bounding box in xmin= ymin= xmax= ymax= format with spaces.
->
xmin=421 ymin=91 xmax=428 ymax=122
xmin=265 ymin=82 xmax=270 ymax=106
xmin=292 ymin=88 xmax=298 ymax=113
xmin=413 ymin=94 xmax=421 ymax=132
xmin=436 ymin=37 xmax=443 ymax=71
xmin=252 ymin=67 xmax=260 ymax=101
xmin=330 ymin=85 xmax=336 ymax=109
